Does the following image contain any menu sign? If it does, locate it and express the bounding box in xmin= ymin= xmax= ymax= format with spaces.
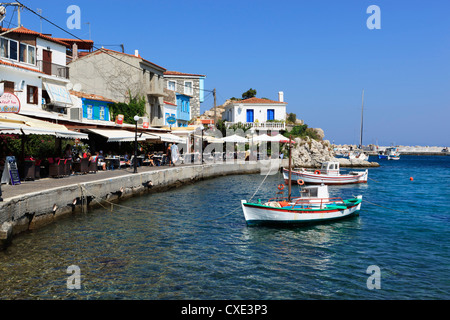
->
xmin=0 ymin=92 xmax=21 ymax=113
xmin=2 ymin=156 xmax=21 ymax=185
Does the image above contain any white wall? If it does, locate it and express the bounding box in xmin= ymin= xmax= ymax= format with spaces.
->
xmin=0 ymin=66 xmax=43 ymax=112
xmin=36 ymin=38 xmax=67 ymax=66
xmin=226 ymin=104 xmax=286 ymax=123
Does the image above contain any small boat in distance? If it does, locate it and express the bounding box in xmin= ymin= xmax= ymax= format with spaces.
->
xmin=241 ymin=137 xmax=363 ymax=226
xmin=282 ymin=161 xmax=368 ymax=185
xmin=378 ymin=147 xmax=400 ymax=160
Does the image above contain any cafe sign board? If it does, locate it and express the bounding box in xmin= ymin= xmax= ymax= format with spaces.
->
xmin=0 ymin=92 xmax=21 ymax=113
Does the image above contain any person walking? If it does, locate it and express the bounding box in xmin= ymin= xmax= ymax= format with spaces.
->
xmin=166 ymin=144 xmax=172 ymax=166
xmin=171 ymin=143 xmax=179 ymax=166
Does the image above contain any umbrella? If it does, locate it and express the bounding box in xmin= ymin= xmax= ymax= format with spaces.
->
xmin=270 ymin=134 xmax=296 ymax=143
xmin=221 ymin=134 xmax=249 ymax=143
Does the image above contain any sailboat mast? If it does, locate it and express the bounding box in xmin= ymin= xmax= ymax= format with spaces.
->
xmin=360 ymin=89 xmax=364 ymax=149
xmin=288 ymin=135 xmax=292 ymax=202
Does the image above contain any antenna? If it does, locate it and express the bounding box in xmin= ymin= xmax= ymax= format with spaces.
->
xmin=0 ymin=6 xmax=6 ymax=24
xmin=36 ymin=8 xmax=42 ymax=33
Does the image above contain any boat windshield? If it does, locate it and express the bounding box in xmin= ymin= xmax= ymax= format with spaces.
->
xmin=300 ymin=187 xmax=318 ymax=198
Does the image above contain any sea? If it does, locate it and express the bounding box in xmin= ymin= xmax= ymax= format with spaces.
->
xmin=0 ymin=155 xmax=449 ymax=302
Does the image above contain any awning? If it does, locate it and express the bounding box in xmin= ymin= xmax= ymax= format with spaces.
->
xmin=43 ymin=82 xmax=73 ymax=106
xmin=156 ymin=133 xmax=186 ymax=144
xmin=86 ymin=128 xmax=149 ymax=142
xmin=0 ymin=114 xmax=88 ymax=139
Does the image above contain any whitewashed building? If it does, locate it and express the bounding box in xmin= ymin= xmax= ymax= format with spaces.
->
xmin=0 ymin=26 xmax=79 ymax=120
xmin=222 ymin=92 xmax=287 ymax=130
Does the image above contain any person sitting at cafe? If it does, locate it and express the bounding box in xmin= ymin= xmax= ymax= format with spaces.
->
xmin=96 ymin=151 xmax=106 ymax=170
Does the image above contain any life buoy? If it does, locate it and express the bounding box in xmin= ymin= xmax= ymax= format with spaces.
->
xmin=314 ymin=170 xmax=321 ymax=175
xmin=277 ymin=184 xmax=285 ymax=190
xmin=297 ymin=179 xmax=304 ymax=185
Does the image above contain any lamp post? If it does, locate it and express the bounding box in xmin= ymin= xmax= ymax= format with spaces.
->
xmin=133 ymin=115 xmax=140 ymax=173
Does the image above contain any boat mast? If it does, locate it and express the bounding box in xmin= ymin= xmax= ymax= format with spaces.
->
xmin=359 ymin=89 xmax=364 ymax=149
xmin=288 ymin=135 xmax=292 ymax=202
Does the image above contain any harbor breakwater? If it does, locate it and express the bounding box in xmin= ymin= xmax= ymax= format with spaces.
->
xmin=0 ymin=160 xmax=286 ymax=248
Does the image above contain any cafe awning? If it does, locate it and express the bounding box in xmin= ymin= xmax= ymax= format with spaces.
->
xmin=156 ymin=133 xmax=186 ymax=144
xmin=86 ymin=128 xmax=149 ymax=142
xmin=0 ymin=114 xmax=88 ymax=139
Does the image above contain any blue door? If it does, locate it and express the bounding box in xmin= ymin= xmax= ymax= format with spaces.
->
xmin=267 ymin=109 xmax=275 ymax=121
xmin=246 ymin=109 xmax=254 ymax=122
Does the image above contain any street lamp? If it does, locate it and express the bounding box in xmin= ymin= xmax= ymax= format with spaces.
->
xmin=133 ymin=115 xmax=140 ymax=173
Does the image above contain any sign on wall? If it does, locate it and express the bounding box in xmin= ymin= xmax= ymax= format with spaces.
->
xmin=0 ymin=92 xmax=21 ymax=113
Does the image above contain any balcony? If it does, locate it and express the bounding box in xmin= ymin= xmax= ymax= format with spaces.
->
xmin=225 ymin=121 xmax=286 ymax=131
xmin=37 ymin=60 xmax=70 ymax=79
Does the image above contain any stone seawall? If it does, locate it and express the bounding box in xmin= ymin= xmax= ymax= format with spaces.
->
xmin=0 ymin=161 xmax=282 ymax=248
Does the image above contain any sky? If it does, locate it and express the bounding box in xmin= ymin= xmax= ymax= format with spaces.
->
xmin=2 ymin=0 xmax=449 ymax=146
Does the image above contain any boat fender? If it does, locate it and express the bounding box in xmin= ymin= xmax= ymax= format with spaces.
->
xmin=277 ymin=184 xmax=285 ymax=190
xmin=297 ymin=179 xmax=304 ymax=185
xmin=314 ymin=170 xmax=321 ymax=175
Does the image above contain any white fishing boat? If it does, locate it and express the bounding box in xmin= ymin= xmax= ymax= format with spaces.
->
xmin=348 ymin=151 xmax=369 ymax=161
xmin=241 ymin=137 xmax=363 ymax=226
xmin=282 ymin=161 xmax=368 ymax=185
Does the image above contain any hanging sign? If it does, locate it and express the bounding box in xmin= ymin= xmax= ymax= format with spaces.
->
xmin=143 ymin=121 xmax=149 ymax=129
xmin=115 ymin=114 xmax=124 ymax=125
xmin=0 ymin=92 xmax=21 ymax=113
xmin=167 ymin=116 xmax=176 ymax=125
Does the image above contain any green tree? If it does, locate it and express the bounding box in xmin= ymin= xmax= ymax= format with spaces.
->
xmin=287 ymin=113 xmax=297 ymax=124
xmin=109 ymin=91 xmax=146 ymax=124
xmin=242 ymin=88 xmax=257 ymax=100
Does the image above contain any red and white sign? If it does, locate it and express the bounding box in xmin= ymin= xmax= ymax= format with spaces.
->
xmin=115 ymin=114 xmax=124 ymax=125
xmin=143 ymin=121 xmax=149 ymax=129
xmin=0 ymin=92 xmax=21 ymax=113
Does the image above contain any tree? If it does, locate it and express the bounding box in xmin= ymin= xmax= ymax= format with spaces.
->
xmin=109 ymin=91 xmax=146 ymax=124
xmin=242 ymin=88 xmax=257 ymax=100
xmin=287 ymin=113 xmax=297 ymax=124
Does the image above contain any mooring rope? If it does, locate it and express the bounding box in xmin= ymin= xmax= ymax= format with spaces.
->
xmin=357 ymin=197 xmax=409 ymax=214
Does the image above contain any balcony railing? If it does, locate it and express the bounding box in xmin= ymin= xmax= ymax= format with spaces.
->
xmin=37 ymin=60 xmax=70 ymax=79
xmin=225 ymin=121 xmax=286 ymax=130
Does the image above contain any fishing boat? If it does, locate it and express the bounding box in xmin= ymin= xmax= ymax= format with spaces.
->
xmin=241 ymin=136 xmax=363 ymax=226
xmin=282 ymin=161 xmax=368 ymax=185
xmin=386 ymin=147 xmax=400 ymax=160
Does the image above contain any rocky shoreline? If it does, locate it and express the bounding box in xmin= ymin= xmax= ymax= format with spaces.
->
xmin=289 ymin=137 xmax=379 ymax=168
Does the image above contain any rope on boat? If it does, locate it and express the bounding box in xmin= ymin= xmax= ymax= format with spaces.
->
xmin=204 ymin=162 xmax=276 ymax=223
xmin=357 ymin=197 xmax=409 ymax=214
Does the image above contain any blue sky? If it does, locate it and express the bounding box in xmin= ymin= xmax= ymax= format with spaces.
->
xmin=4 ymin=0 xmax=450 ymax=146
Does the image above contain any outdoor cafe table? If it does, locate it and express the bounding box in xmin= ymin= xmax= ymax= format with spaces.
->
xmin=105 ymin=157 xmax=120 ymax=169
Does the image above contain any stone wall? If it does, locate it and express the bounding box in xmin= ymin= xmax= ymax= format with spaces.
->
xmin=0 ymin=161 xmax=281 ymax=248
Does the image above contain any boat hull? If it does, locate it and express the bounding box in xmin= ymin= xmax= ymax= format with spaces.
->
xmin=241 ymin=198 xmax=362 ymax=226
xmin=283 ymin=168 xmax=368 ymax=185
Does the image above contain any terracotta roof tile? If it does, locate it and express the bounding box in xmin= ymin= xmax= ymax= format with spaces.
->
xmin=164 ymin=71 xmax=206 ymax=77
xmin=69 ymin=90 xmax=116 ymax=103
xmin=231 ymin=97 xmax=287 ymax=104
xmin=0 ymin=26 xmax=69 ymax=46
xmin=0 ymin=59 xmax=44 ymax=74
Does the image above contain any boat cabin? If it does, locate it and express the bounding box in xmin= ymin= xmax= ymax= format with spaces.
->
xmin=299 ymin=185 xmax=329 ymax=199
xmin=319 ymin=162 xmax=340 ymax=176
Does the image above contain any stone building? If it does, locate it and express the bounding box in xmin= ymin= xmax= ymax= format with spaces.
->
xmin=163 ymin=71 xmax=206 ymax=120
xmin=68 ymin=48 xmax=167 ymax=126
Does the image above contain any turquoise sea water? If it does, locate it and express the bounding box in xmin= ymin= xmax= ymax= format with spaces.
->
xmin=0 ymin=155 xmax=449 ymax=300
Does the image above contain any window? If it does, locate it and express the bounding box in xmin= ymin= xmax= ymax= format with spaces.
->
xmin=27 ymin=85 xmax=38 ymax=104
xmin=167 ymin=81 xmax=176 ymax=91
xmin=267 ymin=109 xmax=275 ymax=121
xmin=87 ymin=105 xmax=93 ymax=119
xmin=0 ymin=37 xmax=18 ymax=61
xmin=246 ymin=109 xmax=254 ymax=123
xmin=184 ymin=81 xmax=193 ymax=95
xmin=19 ymin=43 xmax=36 ymax=65
xmin=99 ymin=106 xmax=105 ymax=120
xmin=2 ymin=81 xmax=15 ymax=93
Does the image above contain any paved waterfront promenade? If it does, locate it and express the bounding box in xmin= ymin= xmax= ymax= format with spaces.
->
xmin=1 ymin=164 xmax=193 ymax=201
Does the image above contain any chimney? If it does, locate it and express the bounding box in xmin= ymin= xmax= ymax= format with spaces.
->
xmin=278 ymin=91 xmax=284 ymax=102
xmin=135 ymin=49 xmax=139 ymax=57
xmin=72 ymin=43 xmax=78 ymax=60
